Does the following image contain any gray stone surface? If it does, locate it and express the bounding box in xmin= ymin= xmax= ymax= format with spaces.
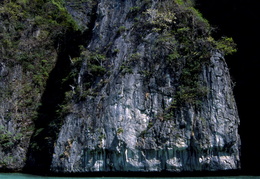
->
xmin=50 ymin=0 xmax=240 ymax=172
xmin=0 ymin=0 xmax=240 ymax=173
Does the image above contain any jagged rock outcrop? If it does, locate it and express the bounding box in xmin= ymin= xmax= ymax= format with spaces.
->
xmin=0 ymin=0 xmax=240 ymax=173
xmin=50 ymin=0 xmax=240 ymax=172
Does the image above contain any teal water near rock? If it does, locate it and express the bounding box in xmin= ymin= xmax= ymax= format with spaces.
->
xmin=0 ymin=173 xmax=259 ymax=179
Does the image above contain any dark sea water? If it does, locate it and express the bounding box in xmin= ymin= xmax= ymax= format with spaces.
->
xmin=0 ymin=173 xmax=259 ymax=179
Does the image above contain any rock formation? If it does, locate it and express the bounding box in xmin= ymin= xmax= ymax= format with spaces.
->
xmin=0 ymin=0 xmax=240 ymax=173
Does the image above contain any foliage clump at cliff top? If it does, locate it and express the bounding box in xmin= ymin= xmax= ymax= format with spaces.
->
xmin=129 ymin=0 xmax=236 ymax=107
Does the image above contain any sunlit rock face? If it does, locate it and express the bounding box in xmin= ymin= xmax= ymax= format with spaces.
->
xmin=50 ymin=0 xmax=240 ymax=173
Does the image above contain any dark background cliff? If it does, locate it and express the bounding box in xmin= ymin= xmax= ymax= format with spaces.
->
xmin=197 ymin=0 xmax=260 ymax=174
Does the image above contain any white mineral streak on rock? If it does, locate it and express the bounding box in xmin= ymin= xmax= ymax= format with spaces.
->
xmin=166 ymin=157 xmax=182 ymax=168
xmin=93 ymin=160 xmax=104 ymax=171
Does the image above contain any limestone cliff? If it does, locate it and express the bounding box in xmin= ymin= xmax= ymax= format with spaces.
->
xmin=50 ymin=0 xmax=240 ymax=172
xmin=0 ymin=0 xmax=240 ymax=173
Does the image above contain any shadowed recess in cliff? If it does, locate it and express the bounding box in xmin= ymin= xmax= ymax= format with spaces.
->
xmin=23 ymin=1 xmax=98 ymax=172
xmin=24 ymin=28 xmax=96 ymax=173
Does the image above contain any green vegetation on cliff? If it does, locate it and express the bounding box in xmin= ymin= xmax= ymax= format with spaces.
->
xmin=127 ymin=0 xmax=236 ymax=111
xmin=0 ymin=0 xmax=80 ymax=119
xmin=0 ymin=0 xmax=237 ymax=171
xmin=0 ymin=0 xmax=87 ymax=170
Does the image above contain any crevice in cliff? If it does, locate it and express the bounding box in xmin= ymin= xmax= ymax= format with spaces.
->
xmin=24 ymin=4 xmax=98 ymax=173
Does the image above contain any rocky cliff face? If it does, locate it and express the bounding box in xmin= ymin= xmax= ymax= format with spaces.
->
xmin=51 ymin=52 xmax=240 ymax=172
xmin=50 ymin=0 xmax=240 ymax=172
xmin=0 ymin=0 xmax=240 ymax=173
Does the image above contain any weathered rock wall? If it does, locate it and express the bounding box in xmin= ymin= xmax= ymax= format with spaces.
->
xmin=0 ymin=0 xmax=240 ymax=173
xmin=0 ymin=1 xmax=58 ymax=170
xmin=50 ymin=0 xmax=240 ymax=172
xmin=0 ymin=64 xmax=29 ymax=170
